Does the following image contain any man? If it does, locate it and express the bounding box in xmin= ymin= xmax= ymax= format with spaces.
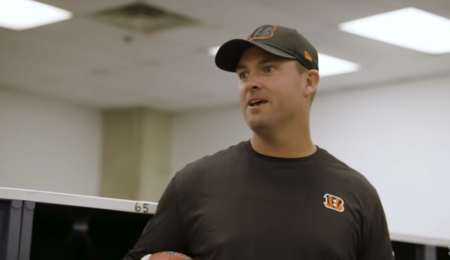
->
xmin=123 ymin=25 xmax=394 ymax=260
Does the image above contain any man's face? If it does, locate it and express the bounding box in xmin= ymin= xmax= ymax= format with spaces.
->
xmin=236 ymin=46 xmax=310 ymax=133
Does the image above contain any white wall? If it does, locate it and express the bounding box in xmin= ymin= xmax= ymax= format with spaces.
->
xmin=171 ymin=75 xmax=450 ymax=246
xmin=171 ymin=104 xmax=251 ymax=176
xmin=0 ymin=89 xmax=102 ymax=196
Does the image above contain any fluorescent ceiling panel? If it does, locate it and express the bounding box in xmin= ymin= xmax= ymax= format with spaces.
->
xmin=209 ymin=46 xmax=360 ymax=77
xmin=339 ymin=7 xmax=450 ymax=54
xmin=0 ymin=0 xmax=72 ymax=31
xmin=317 ymin=53 xmax=360 ymax=77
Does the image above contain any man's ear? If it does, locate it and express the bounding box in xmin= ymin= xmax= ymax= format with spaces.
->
xmin=305 ymin=70 xmax=320 ymax=98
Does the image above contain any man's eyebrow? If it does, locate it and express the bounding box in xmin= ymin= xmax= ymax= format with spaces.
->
xmin=258 ymin=57 xmax=280 ymax=64
xmin=236 ymin=63 xmax=247 ymax=71
xmin=236 ymin=57 xmax=280 ymax=72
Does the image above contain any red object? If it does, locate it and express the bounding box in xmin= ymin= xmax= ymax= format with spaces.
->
xmin=147 ymin=252 xmax=193 ymax=260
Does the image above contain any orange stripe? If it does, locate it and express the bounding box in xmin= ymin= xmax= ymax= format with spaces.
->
xmin=305 ymin=51 xmax=312 ymax=62
xmin=334 ymin=198 xmax=340 ymax=209
xmin=327 ymin=195 xmax=333 ymax=208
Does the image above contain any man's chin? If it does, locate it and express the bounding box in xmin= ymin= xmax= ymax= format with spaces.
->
xmin=246 ymin=119 xmax=270 ymax=132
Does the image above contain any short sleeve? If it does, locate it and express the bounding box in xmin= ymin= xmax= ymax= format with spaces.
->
xmin=122 ymin=176 xmax=189 ymax=260
xmin=357 ymin=191 xmax=395 ymax=260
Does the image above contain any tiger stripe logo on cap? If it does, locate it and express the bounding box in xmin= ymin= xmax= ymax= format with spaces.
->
xmin=323 ymin=193 xmax=345 ymax=212
xmin=248 ymin=25 xmax=277 ymax=41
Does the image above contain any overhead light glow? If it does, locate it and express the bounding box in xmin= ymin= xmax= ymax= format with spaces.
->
xmin=317 ymin=53 xmax=360 ymax=77
xmin=0 ymin=0 xmax=72 ymax=31
xmin=208 ymin=46 xmax=220 ymax=56
xmin=339 ymin=7 xmax=450 ymax=54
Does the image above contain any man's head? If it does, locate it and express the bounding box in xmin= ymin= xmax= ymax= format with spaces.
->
xmin=214 ymin=25 xmax=320 ymax=133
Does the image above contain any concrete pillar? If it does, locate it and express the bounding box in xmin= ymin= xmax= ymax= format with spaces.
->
xmin=100 ymin=107 xmax=172 ymax=202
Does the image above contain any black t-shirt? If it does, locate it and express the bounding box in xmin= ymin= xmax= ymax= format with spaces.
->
xmin=123 ymin=140 xmax=394 ymax=260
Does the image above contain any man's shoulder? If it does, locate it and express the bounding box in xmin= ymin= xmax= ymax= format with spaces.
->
xmin=320 ymin=148 xmax=378 ymax=194
xmin=319 ymin=148 xmax=383 ymax=213
xmin=174 ymin=141 xmax=244 ymax=181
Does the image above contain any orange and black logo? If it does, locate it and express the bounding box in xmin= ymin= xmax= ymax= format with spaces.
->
xmin=323 ymin=193 xmax=345 ymax=212
xmin=248 ymin=25 xmax=277 ymax=41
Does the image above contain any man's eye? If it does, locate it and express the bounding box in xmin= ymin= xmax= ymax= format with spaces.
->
xmin=264 ymin=66 xmax=274 ymax=72
xmin=239 ymin=72 xmax=248 ymax=79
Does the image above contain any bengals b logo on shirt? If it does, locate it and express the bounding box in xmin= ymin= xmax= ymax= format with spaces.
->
xmin=323 ymin=193 xmax=345 ymax=212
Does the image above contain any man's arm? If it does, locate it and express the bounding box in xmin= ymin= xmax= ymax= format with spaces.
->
xmin=122 ymin=175 xmax=189 ymax=260
xmin=357 ymin=191 xmax=395 ymax=260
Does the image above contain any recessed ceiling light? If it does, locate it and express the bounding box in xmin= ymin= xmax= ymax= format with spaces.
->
xmin=0 ymin=0 xmax=72 ymax=31
xmin=318 ymin=53 xmax=360 ymax=77
xmin=209 ymin=46 xmax=360 ymax=77
xmin=339 ymin=7 xmax=450 ymax=54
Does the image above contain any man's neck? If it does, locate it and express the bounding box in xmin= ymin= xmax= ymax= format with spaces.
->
xmin=250 ymin=129 xmax=317 ymax=159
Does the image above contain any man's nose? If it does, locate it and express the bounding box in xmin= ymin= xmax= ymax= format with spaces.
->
xmin=244 ymin=76 xmax=261 ymax=91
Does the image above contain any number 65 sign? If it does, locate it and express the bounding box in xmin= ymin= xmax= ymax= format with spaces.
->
xmin=135 ymin=202 xmax=151 ymax=214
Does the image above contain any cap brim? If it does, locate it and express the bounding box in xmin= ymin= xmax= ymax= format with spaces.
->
xmin=215 ymin=39 xmax=296 ymax=72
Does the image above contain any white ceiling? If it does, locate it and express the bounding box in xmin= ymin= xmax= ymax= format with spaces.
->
xmin=1 ymin=0 xmax=450 ymax=112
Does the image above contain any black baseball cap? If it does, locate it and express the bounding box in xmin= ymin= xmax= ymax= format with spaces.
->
xmin=215 ymin=25 xmax=319 ymax=73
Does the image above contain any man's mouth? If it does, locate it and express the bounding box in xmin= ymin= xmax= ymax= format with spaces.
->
xmin=248 ymin=99 xmax=268 ymax=107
